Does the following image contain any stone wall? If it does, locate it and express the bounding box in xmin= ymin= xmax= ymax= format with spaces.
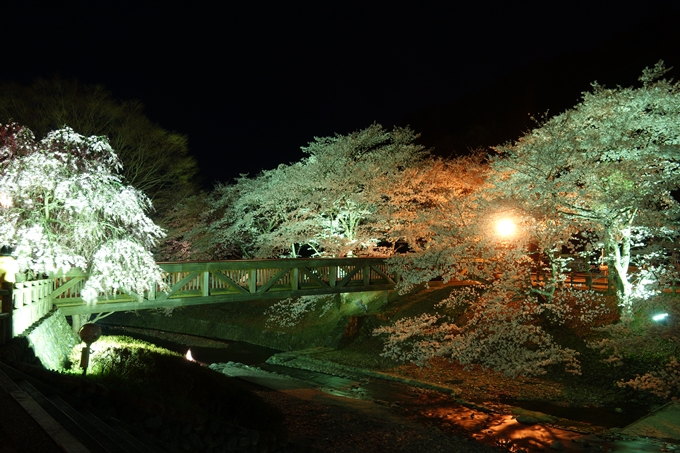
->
xmin=15 ymin=308 xmax=79 ymax=370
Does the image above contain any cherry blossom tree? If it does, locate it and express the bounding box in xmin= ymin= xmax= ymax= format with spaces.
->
xmin=491 ymin=61 xmax=680 ymax=315
xmin=0 ymin=123 xmax=165 ymax=303
xmin=376 ymin=63 xmax=680 ymax=378
xmin=202 ymin=124 xmax=430 ymax=258
xmin=375 ymin=154 xmax=608 ymax=377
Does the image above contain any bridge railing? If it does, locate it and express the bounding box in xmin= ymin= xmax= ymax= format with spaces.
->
xmin=6 ymin=279 xmax=54 ymax=337
xmin=53 ymin=258 xmax=399 ymax=315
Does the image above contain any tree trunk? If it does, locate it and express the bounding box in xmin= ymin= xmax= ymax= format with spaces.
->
xmin=605 ymin=229 xmax=633 ymax=317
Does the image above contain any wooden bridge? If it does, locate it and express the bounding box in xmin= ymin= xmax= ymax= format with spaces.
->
xmin=1 ymin=258 xmax=398 ymax=339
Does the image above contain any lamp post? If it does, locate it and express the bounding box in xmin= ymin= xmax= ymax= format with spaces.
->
xmin=79 ymin=323 xmax=102 ymax=375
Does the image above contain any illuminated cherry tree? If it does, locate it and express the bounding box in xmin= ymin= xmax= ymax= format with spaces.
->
xmin=491 ymin=61 xmax=680 ymax=314
xmin=203 ymin=124 xmax=430 ymax=258
xmin=376 ymin=154 xmax=606 ymax=377
xmin=377 ymin=63 xmax=680 ymax=378
xmin=0 ymin=123 xmax=165 ymax=303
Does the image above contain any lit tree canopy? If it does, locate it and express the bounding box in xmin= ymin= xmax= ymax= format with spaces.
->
xmin=203 ymin=124 xmax=431 ymax=258
xmin=0 ymin=123 xmax=165 ymax=303
xmin=377 ymin=63 xmax=680 ymax=378
xmin=491 ymin=61 xmax=680 ymax=312
xmin=0 ymin=78 xmax=199 ymax=211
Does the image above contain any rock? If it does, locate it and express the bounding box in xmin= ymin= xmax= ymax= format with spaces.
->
xmin=512 ymin=407 xmax=557 ymax=424
xmin=515 ymin=415 xmax=541 ymax=425
xmin=550 ymin=440 xmax=565 ymax=451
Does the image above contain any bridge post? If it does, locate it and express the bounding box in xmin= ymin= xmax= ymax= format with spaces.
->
xmin=0 ymin=251 xmax=17 ymax=343
xmin=248 ymin=269 xmax=257 ymax=293
xmin=0 ymin=283 xmax=12 ymax=344
xmin=202 ymin=271 xmax=210 ymax=297
xmin=329 ymin=266 xmax=337 ymax=288
xmin=291 ymin=268 xmax=299 ymax=291
xmin=71 ymin=314 xmax=86 ymax=335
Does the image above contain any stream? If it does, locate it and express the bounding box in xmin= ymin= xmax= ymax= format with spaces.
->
xmin=101 ymin=325 xmax=677 ymax=453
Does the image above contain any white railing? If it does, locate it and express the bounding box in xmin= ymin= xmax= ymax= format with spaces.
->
xmin=10 ymin=279 xmax=54 ymax=337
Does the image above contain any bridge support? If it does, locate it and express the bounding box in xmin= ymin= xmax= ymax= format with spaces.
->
xmin=70 ymin=314 xmax=87 ymax=335
xmin=1 ymin=284 xmax=12 ymax=345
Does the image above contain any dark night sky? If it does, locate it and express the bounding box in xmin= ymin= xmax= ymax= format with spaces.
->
xmin=2 ymin=1 xmax=679 ymax=188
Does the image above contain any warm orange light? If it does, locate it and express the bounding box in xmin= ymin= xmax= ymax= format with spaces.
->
xmin=496 ymin=218 xmax=516 ymax=238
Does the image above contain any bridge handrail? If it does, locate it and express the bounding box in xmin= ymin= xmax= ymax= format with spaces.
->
xmin=50 ymin=257 xmax=399 ymax=315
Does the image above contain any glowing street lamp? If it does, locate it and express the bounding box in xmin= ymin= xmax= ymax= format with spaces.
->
xmin=495 ymin=218 xmax=516 ymax=238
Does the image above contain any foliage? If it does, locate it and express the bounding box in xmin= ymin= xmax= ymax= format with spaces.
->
xmin=0 ymin=78 xmax=199 ymax=212
xmin=200 ymin=123 xmax=430 ymax=258
xmin=377 ymin=63 xmax=680 ymax=378
xmin=264 ymin=295 xmax=335 ymax=328
xmin=152 ymin=192 xmax=211 ymax=261
xmin=618 ymin=356 xmax=680 ymax=399
xmin=491 ymin=60 xmax=680 ymax=314
xmin=0 ymin=123 xmax=165 ymax=302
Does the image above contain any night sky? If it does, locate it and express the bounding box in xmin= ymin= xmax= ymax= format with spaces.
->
xmin=2 ymin=1 xmax=679 ymax=188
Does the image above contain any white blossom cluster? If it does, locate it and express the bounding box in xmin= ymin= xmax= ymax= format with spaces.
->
xmin=202 ymin=124 xmax=430 ymax=259
xmin=618 ymin=356 xmax=680 ymax=399
xmin=264 ymin=295 xmax=334 ymax=329
xmin=0 ymin=123 xmax=165 ymax=303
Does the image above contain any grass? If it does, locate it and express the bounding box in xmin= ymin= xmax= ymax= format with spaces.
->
xmin=64 ymin=335 xmax=283 ymax=430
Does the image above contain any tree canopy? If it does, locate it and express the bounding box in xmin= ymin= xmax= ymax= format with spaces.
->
xmin=201 ymin=124 xmax=432 ymax=259
xmin=491 ymin=61 xmax=680 ymax=313
xmin=0 ymin=78 xmax=199 ymax=211
xmin=377 ymin=62 xmax=680 ymax=378
xmin=0 ymin=123 xmax=165 ymax=303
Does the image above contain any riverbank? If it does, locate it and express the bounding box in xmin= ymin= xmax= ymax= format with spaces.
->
xmin=100 ymin=282 xmax=680 ymax=450
xmin=107 ymin=325 xmax=680 ymax=453
xmin=103 ymin=284 xmax=651 ymax=424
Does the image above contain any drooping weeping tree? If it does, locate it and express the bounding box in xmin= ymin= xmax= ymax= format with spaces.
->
xmin=0 ymin=123 xmax=166 ymax=308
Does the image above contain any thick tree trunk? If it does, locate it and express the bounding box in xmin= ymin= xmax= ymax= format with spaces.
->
xmin=605 ymin=228 xmax=633 ymax=316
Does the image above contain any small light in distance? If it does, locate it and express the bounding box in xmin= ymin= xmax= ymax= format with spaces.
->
xmin=652 ymin=313 xmax=669 ymax=322
xmin=496 ymin=218 xmax=516 ymax=238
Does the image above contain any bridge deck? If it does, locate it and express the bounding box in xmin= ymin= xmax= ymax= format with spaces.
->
xmin=51 ymin=258 xmax=398 ymax=315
